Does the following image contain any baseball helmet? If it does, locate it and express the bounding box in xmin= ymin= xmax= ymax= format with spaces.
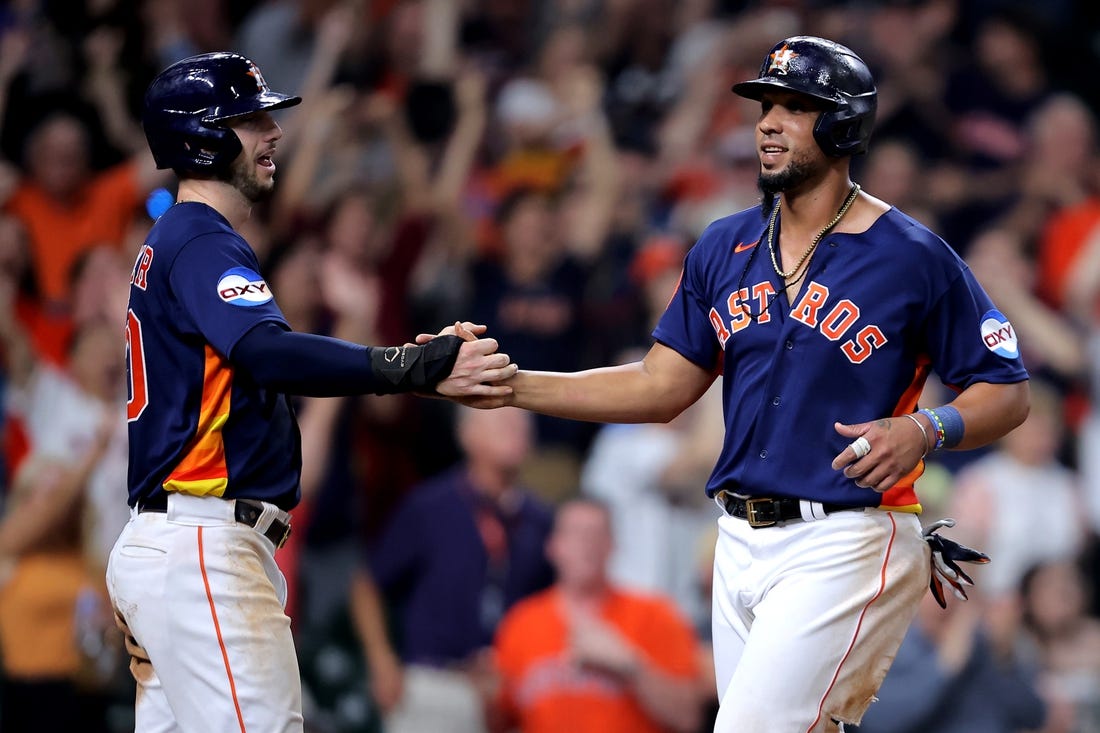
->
xmin=732 ymin=36 xmax=877 ymax=157
xmin=142 ymin=52 xmax=301 ymax=174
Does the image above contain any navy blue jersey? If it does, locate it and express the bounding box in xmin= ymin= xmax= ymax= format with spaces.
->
xmin=653 ymin=206 xmax=1028 ymax=510
xmin=125 ymin=202 xmax=300 ymax=510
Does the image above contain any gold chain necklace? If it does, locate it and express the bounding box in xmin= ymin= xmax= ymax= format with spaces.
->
xmin=767 ymin=183 xmax=861 ymax=280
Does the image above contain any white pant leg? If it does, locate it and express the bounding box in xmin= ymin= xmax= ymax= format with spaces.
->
xmin=133 ymin=664 xmax=181 ymax=733
xmin=711 ymin=511 xmax=928 ymax=733
xmin=107 ymin=495 xmax=303 ymax=733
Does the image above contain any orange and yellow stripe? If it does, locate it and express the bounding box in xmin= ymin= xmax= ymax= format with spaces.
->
xmin=879 ymin=355 xmax=931 ymax=513
xmin=164 ymin=345 xmax=232 ymax=497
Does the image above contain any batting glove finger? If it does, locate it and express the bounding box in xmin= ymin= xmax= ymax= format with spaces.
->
xmin=922 ymin=518 xmax=990 ymax=610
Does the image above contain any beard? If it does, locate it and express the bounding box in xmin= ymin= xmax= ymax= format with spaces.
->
xmin=758 ymin=152 xmax=821 ymax=217
xmin=220 ymin=155 xmax=275 ymax=203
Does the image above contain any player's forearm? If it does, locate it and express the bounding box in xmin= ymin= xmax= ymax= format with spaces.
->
xmin=918 ymin=380 xmax=1030 ymax=451
xmin=505 ymin=342 xmax=715 ymax=424
xmin=231 ymin=322 xmax=463 ymax=397
xmin=508 ymin=365 xmax=689 ymax=424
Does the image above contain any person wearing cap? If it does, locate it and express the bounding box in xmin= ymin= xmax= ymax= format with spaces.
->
xmin=445 ymin=36 xmax=1030 ymax=732
xmin=106 ymin=52 xmax=517 ymax=732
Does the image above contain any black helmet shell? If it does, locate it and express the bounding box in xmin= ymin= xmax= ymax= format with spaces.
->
xmin=142 ymin=52 xmax=301 ymax=174
xmin=733 ymin=36 xmax=877 ymax=156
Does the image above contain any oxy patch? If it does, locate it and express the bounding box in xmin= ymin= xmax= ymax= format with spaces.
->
xmin=979 ymin=309 xmax=1018 ymax=359
xmin=217 ymin=267 xmax=272 ymax=307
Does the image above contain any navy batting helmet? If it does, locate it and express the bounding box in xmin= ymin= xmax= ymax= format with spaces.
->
xmin=142 ymin=52 xmax=301 ymax=174
xmin=732 ymin=36 xmax=876 ymax=157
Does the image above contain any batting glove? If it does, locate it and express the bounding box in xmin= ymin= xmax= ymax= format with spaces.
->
xmin=921 ymin=518 xmax=990 ymax=609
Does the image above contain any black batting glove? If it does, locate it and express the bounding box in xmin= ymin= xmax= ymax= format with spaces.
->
xmin=921 ymin=518 xmax=990 ymax=609
xmin=369 ymin=335 xmax=464 ymax=394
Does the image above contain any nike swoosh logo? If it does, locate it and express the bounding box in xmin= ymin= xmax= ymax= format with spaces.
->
xmin=734 ymin=240 xmax=759 ymax=253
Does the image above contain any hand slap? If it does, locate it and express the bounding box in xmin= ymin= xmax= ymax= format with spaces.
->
xmin=415 ymin=321 xmax=487 ymax=344
xmin=435 ymin=337 xmax=518 ymax=398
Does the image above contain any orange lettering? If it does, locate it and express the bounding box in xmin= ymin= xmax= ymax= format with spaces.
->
xmin=841 ymin=325 xmax=888 ymax=364
xmin=709 ymin=307 xmax=731 ymax=348
xmin=727 ymin=288 xmax=751 ymax=334
xmin=791 ymin=282 xmax=829 ymax=327
xmin=820 ymin=300 xmax=860 ymax=341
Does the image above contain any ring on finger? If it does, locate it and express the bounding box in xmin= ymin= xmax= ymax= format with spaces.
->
xmin=849 ymin=436 xmax=871 ymax=459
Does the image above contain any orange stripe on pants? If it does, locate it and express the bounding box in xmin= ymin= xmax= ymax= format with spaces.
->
xmin=198 ymin=526 xmax=247 ymax=732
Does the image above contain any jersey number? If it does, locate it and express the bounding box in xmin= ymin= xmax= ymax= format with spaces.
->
xmin=126 ymin=309 xmax=149 ymax=422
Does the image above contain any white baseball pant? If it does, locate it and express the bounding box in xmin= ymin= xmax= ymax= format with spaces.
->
xmin=106 ymin=493 xmax=303 ymax=732
xmin=710 ymin=508 xmax=929 ymax=732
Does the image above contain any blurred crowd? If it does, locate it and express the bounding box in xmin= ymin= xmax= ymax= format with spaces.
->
xmin=0 ymin=0 xmax=1099 ymax=731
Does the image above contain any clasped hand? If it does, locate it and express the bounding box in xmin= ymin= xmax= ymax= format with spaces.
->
xmin=417 ymin=322 xmax=518 ymax=398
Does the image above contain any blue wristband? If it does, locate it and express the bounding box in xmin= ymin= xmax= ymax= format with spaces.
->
xmin=917 ymin=408 xmax=944 ymax=450
xmin=936 ymin=405 xmax=965 ymax=449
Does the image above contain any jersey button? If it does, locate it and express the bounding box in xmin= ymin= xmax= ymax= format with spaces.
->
xmin=785 ymin=340 xmax=794 ymax=350
xmin=772 ymin=396 xmax=781 ymax=406
xmin=759 ymin=449 xmax=768 ymax=459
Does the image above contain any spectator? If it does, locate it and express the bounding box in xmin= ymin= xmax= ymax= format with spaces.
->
xmin=491 ymin=497 xmax=705 ymax=733
xmin=467 ymin=187 xmax=593 ymax=485
xmin=0 ymin=264 xmax=129 ymax=577
xmin=967 ymin=226 xmax=1087 ymax=387
xmin=1006 ymin=93 xmax=1100 ymax=248
xmin=0 ymin=445 xmax=116 ymax=731
xmin=235 ymin=0 xmax=348 ymax=97
xmin=4 ymin=111 xmax=163 ymax=307
xmin=1060 ymin=224 xmax=1100 ymax=536
xmin=1019 ymin=559 xmax=1100 ymax=733
xmin=356 ymin=405 xmax=555 ymax=733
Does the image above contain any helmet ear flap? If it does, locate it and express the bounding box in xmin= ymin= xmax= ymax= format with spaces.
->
xmin=183 ymin=127 xmax=243 ymax=172
xmin=813 ymin=94 xmax=876 ymax=157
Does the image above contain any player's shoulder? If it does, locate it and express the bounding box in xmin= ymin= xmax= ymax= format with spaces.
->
xmin=146 ymin=202 xmax=242 ymax=257
xmin=868 ymin=207 xmax=961 ymax=262
xmin=691 ymin=207 xmax=766 ymax=254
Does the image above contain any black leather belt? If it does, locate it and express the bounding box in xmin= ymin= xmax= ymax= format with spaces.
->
xmin=138 ymin=497 xmax=292 ymax=549
xmin=717 ymin=491 xmax=862 ymax=528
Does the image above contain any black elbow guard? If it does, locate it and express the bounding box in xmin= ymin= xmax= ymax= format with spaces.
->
xmin=369 ymin=335 xmax=464 ymax=394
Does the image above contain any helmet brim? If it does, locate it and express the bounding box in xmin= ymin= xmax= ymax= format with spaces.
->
xmin=204 ymin=92 xmax=303 ymax=123
xmin=731 ymin=78 xmax=839 ymax=110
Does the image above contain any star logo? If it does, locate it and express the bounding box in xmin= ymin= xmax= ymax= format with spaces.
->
xmin=245 ymin=61 xmax=270 ymax=91
xmin=767 ymin=44 xmax=799 ymax=75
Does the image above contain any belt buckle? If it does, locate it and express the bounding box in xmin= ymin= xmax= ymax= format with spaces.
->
xmin=275 ymin=521 xmax=292 ymax=550
xmin=745 ymin=497 xmax=779 ymax=528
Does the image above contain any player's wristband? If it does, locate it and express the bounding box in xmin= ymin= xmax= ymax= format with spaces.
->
xmin=917 ymin=408 xmax=945 ymax=451
xmin=368 ymin=335 xmax=464 ymax=394
xmin=902 ymin=413 xmax=931 ymax=458
xmin=934 ymin=405 xmax=964 ymax=449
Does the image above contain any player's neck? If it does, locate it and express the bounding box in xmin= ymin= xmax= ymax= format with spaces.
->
xmin=778 ymin=176 xmax=858 ymax=237
xmin=176 ymin=179 xmax=254 ymax=230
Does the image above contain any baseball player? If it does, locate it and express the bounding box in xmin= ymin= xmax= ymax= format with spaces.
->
xmin=106 ymin=52 xmax=516 ymax=732
xmin=456 ymin=36 xmax=1030 ymax=732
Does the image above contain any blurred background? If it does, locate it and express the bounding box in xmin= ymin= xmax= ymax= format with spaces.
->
xmin=0 ymin=0 xmax=1099 ymax=731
